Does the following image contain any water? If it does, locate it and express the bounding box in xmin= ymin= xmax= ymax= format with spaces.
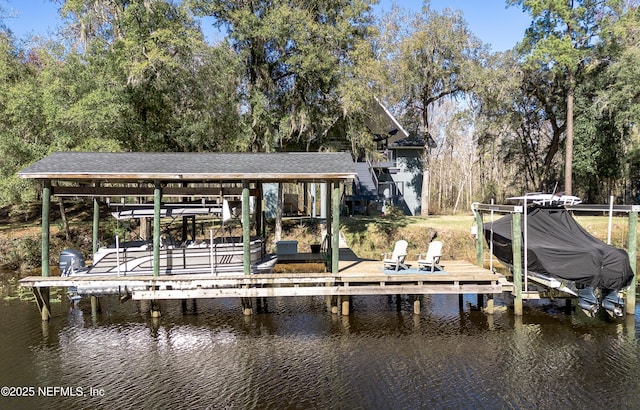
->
xmin=1 ymin=292 xmax=640 ymax=409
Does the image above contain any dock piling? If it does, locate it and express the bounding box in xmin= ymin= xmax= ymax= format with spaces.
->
xmin=150 ymin=300 xmax=161 ymax=318
xmin=39 ymin=181 xmax=51 ymax=321
xmin=242 ymin=297 xmax=253 ymax=316
xmin=626 ymin=209 xmax=637 ymax=315
xmin=484 ymin=295 xmax=494 ymax=315
xmin=413 ymin=296 xmax=420 ymax=315
xmin=33 ymin=287 xmax=51 ymax=321
xmin=341 ymin=298 xmax=350 ymax=316
xmin=90 ymin=296 xmax=101 ymax=317
xmin=511 ymin=212 xmax=523 ymax=316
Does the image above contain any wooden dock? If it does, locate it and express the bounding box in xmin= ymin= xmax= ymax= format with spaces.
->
xmin=19 ymin=257 xmax=511 ymax=316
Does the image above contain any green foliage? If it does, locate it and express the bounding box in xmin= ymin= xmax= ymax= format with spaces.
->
xmin=511 ymin=0 xmax=605 ymax=72
xmin=381 ymin=5 xmax=485 ymax=129
xmin=0 ymin=1 xmax=250 ymax=206
xmin=191 ymin=0 xmax=379 ymax=152
xmin=3 ymin=0 xmax=640 ymax=209
xmin=0 ymin=237 xmax=41 ymax=271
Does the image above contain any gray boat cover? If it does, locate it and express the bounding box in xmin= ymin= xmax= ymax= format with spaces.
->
xmin=483 ymin=207 xmax=634 ymax=290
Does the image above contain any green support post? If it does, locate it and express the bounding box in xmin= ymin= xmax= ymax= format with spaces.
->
xmin=325 ymin=183 xmax=332 ymax=268
xmin=41 ymin=180 xmax=51 ymax=278
xmin=93 ymin=196 xmax=100 ymax=255
xmin=474 ymin=209 xmax=484 ymax=267
xmin=153 ymin=181 xmax=161 ymax=277
xmin=243 ymin=180 xmax=251 ymax=275
xmin=40 ymin=180 xmax=51 ymax=321
xmin=332 ymin=181 xmax=340 ymax=274
xmin=511 ymin=211 xmax=523 ymax=316
xmin=626 ymin=209 xmax=637 ymax=315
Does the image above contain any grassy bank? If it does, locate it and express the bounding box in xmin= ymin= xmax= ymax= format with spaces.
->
xmin=340 ymin=214 xmax=478 ymax=262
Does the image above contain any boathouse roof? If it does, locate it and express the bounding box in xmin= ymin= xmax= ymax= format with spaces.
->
xmin=18 ymin=151 xmax=356 ymax=182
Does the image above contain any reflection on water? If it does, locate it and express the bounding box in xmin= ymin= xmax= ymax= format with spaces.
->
xmin=1 ymin=293 xmax=640 ymax=409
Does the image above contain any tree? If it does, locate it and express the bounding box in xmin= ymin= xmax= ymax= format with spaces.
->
xmin=61 ymin=0 xmax=245 ymax=152
xmin=509 ymin=0 xmax=616 ymax=195
xmin=190 ymin=0 xmax=379 ymax=153
xmin=474 ymin=48 xmax=572 ymax=196
xmin=575 ymin=1 xmax=640 ymax=201
xmin=380 ymin=2 xmax=485 ymax=216
xmin=0 ymin=32 xmax=45 ymax=204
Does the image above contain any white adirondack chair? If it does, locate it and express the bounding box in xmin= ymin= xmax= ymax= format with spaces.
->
xmin=417 ymin=240 xmax=443 ymax=272
xmin=382 ymin=240 xmax=409 ymax=271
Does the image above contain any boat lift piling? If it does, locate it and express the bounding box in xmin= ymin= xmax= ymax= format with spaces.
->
xmin=473 ymin=203 xmax=524 ymax=315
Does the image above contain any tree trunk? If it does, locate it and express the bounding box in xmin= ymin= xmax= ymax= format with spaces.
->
xmin=421 ymin=148 xmax=430 ymax=217
xmin=565 ymin=69 xmax=574 ymax=195
xmin=58 ymin=199 xmax=70 ymax=241
xmin=421 ymin=102 xmax=432 ymax=216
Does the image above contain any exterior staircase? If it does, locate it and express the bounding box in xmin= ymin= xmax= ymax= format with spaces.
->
xmin=355 ymin=162 xmax=379 ymax=198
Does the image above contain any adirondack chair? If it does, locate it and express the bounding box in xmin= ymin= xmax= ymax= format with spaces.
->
xmin=382 ymin=240 xmax=408 ymax=271
xmin=417 ymin=240 xmax=443 ymax=272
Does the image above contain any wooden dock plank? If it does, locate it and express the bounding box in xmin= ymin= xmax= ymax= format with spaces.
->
xmin=131 ymin=283 xmax=504 ymax=300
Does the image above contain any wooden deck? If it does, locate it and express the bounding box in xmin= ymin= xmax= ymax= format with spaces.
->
xmin=19 ymin=258 xmax=511 ymax=301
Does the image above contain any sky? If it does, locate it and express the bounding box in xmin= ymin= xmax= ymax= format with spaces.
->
xmin=2 ymin=0 xmax=532 ymax=52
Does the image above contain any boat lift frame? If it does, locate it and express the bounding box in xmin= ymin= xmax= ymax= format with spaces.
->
xmin=472 ymin=202 xmax=638 ymax=316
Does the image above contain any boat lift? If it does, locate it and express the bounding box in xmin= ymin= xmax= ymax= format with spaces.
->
xmin=472 ymin=199 xmax=638 ymax=317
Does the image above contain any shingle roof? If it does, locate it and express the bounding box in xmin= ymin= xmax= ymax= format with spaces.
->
xmin=19 ymin=152 xmax=356 ymax=182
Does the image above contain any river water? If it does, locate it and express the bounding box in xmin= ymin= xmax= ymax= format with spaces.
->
xmin=1 ymin=292 xmax=640 ymax=409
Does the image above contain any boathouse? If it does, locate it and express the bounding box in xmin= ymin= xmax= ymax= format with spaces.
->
xmin=18 ymin=151 xmax=511 ymax=321
xmin=18 ymin=151 xmax=356 ymax=318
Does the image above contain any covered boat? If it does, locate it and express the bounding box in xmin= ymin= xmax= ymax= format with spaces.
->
xmin=484 ymin=203 xmax=634 ymax=317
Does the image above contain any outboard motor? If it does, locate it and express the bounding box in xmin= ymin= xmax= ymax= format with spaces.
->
xmin=601 ymin=289 xmax=624 ymax=318
xmin=577 ymin=287 xmax=599 ymax=318
xmin=59 ymin=249 xmax=85 ymax=276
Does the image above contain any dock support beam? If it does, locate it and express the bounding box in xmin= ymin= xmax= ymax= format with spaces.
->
xmin=331 ymin=296 xmax=339 ymax=314
xmin=627 ymin=210 xmax=637 ymax=315
xmin=153 ymin=181 xmax=161 ymax=277
xmin=512 ymin=212 xmax=523 ymax=316
xmin=485 ymin=294 xmax=494 ymax=314
xmin=256 ymin=183 xmax=264 ymax=237
xmin=33 ymin=287 xmax=51 ymax=322
xmin=92 ymin=185 xmax=100 ymax=255
xmin=325 ymin=184 xmax=332 ymax=268
xmin=242 ymin=180 xmax=251 ymax=275
xmin=341 ymin=297 xmax=350 ymax=316
xmin=90 ymin=296 xmax=101 ymax=317
xmin=332 ymin=181 xmax=340 ymax=274
xmin=242 ymin=296 xmax=253 ymax=316
xmin=150 ymin=300 xmax=161 ymax=318
xmin=474 ymin=210 xmax=483 ymax=267
xmin=40 ymin=180 xmax=51 ymax=321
